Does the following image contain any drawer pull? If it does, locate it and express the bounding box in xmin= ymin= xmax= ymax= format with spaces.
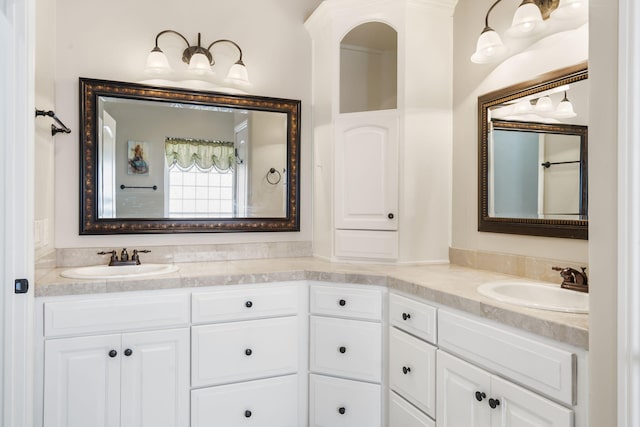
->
xmin=475 ymin=391 xmax=486 ymax=402
xmin=339 ymin=346 xmax=347 ymax=354
xmin=338 ymin=299 xmax=346 ymax=307
xmin=402 ymin=312 xmax=411 ymax=321
xmin=245 ymin=300 xmax=253 ymax=308
xmin=245 ymin=348 xmax=253 ymax=356
xmin=338 ymin=407 xmax=346 ymax=415
xmin=402 ymin=366 xmax=411 ymax=375
xmin=489 ymin=398 xmax=501 ymax=409
xmin=244 ymin=410 xmax=252 ymax=418
xmin=108 ymin=350 xmax=117 ymax=358
xmin=124 ymin=348 xmax=133 ymax=357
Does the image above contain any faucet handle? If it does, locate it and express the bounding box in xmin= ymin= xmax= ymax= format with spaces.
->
xmin=131 ymin=249 xmax=151 ymax=265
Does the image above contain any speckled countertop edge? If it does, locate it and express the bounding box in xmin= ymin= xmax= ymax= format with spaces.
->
xmin=35 ymin=257 xmax=589 ymax=350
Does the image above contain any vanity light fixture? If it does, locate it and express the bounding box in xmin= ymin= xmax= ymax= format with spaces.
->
xmin=144 ymin=30 xmax=250 ymax=86
xmin=470 ymin=0 xmax=587 ymax=64
xmin=554 ymin=91 xmax=577 ymax=118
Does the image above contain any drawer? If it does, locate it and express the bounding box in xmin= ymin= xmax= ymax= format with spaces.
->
xmin=192 ymin=284 xmax=299 ymax=323
xmin=389 ymin=327 xmax=437 ymax=417
xmin=44 ymin=293 xmax=190 ymax=337
xmin=310 ymin=316 xmax=382 ymax=383
xmin=309 ymin=284 xmax=382 ymax=321
xmin=438 ymin=309 xmax=575 ymax=405
xmin=192 ymin=316 xmax=298 ymax=387
xmin=309 ymin=374 xmax=381 ymax=427
xmin=191 ymin=375 xmax=298 ymax=427
xmin=389 ymin=293 xmax=437 ymax=344
xmin=389 ymin=391 xmax=435 ymax=427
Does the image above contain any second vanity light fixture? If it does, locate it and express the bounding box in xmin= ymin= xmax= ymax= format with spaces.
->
xmin=145 ymin=30 xmax=250 ymax=86
xmin=471 ymin=0 xmax=588 ymax=64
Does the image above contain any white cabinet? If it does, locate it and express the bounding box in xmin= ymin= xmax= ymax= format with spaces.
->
xmin=389 ymin=391 xmax=435 ymax=427
xmin=308 ymin=284 xmax=384 ymax=427
xmin=388 ymin=292 xmax=438 ymax=424
xmin=334 ymin=111 xmax=399 ymax=231
xmin=437 ymin=350 xmax=574 ymax=427
xmin=44 ymin=328 xmax=189 ymax=427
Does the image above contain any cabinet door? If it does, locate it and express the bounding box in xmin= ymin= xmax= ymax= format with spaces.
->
xmin=191 ymin=375 xmax=298 ymax=427
xmin=309 ymin=374 xmax=381 ymax=427
xmin=43 ymin=334 xmax=121 ymax=427
xmin=120 ymin=328 xmax=190 ymax=427
xmin=437 ymin=350 xmax=491 ymax=427
xmin=490 ymin=376 xmax=573 ymax=427
xmin=335 ymin=112 xmax=398 ymax=230
xmin=389 ymin=327 xmax=437 ymax=417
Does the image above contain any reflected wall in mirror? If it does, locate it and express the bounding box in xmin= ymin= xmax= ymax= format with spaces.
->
xmin=80 ymin=78 xmax=301 ymax=234
xmin=478 ymin=63 xmax=588 ymax=239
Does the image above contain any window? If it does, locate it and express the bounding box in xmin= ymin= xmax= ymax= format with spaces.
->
xmin=168 ymin=165 xmax=234 ymax=218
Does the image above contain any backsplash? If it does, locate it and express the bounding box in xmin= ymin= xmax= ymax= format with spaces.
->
xmin=43 ymin=241 xmax=313 ymax=268
xmin=449 ymin=247 xmax=588 ymax=284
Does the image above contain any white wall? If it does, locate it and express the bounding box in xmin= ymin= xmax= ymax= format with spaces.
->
xmin=452 ymin=0 xmax=589 ymax=263
xmin=50 ymin=0 xmax=321 ymax=248
xmin=34 ymin=0 xmax=56 ymax=259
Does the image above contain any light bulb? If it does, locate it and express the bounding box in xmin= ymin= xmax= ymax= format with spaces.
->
xmin=471 ymin=28 xmax=507 ymax=64
xmin=506 ymin=2 xmax=545 ymax=37
xmin=225 ymin=61 xmax=251 ymax=86
xmin=555 ymin=92 xmax=577 ymax=118
xmin=534 ymin=96 xmax=554 ymax=114
xmin=188 ymin=52 xmax=212 ymax=75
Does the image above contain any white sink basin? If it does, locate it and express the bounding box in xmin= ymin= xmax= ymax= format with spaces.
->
xmin=60 ymin=264 xmax=179 ymax=280
xmin=477 ymin=280 xmax=588 ymax=314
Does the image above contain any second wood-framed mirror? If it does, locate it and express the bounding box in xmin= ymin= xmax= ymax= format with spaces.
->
xmin=478 ymin=63 xmax=588 ymax=239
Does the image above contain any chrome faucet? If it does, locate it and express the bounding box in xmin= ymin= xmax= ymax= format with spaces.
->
xmin=97 ymin=248 xmax=151 ymax=266
xmin=552 ymin=266 xmax=588 ymax=293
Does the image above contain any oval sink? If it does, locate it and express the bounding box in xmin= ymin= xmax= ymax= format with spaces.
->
xmin=60 ymin=264 xmax=179 ymax=280
xmin=477 ymin=280 xmax=588 ymax=314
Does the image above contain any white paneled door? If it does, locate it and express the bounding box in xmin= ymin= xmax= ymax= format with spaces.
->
xmin=1 ymin=1 xmax=35 ymax=427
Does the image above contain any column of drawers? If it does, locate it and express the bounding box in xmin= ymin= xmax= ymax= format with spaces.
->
xmin=190 ymin=284 xmax=302 ymax=427
xmin=308 ymin=283 xmax=384 ymax=427
xmin=388 ymin=292 xmax=438 ymax=427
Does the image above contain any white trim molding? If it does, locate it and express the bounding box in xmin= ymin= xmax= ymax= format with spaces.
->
xmin=618 ymin=0 xmax=640 ymax=425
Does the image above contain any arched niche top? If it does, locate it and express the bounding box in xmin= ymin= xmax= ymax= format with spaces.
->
xmin=340 ymin=22 xmax=398 ymax=114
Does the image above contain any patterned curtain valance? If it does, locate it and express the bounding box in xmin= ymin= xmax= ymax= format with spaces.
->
xmin=165 ymin=137 xmax=236 ymax=172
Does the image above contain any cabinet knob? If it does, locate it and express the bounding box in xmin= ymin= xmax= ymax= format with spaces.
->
xmin=338 ymin=299 xmax=346 ymax=307
xmin=489 ymin=398 xmax=501 ymax=409
xmin=402 ymin=312 xmax=411 ymax=321
xmin=402 ymin=366 xmax=411 ymax=375
xmin=338 ymin=407 xmax=346 ymax=415
xmin=124 ymin=348 xmax=133 ymax=357
xmin=245 ymin=301 xmax=253 ymax=308
xmin=475 ymin=391 xmax=486 ymax=402
xmin=245 ymin=348 xmax=253 ymax=356
xmin=244 ymin=410 xmax=252 ymax=418
xmin=388 ymin=213 xmax=394 ymax=219
xmin=108 ymin=350 xmax=117 ymax=358
xmin=339 ymin=346 xmax=347 ymax=354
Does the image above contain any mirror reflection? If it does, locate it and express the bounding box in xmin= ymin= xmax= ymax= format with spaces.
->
xmin=99 ymin=97 xmax=287 ymax=219
xmin=478 ymin=63 xmax=588 ymax=239
xmin=81 ymin=78 xmax=300 ymax=234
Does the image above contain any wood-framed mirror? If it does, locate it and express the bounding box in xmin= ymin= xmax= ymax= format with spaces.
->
xmin=478 ymin=63 xmax=588 ymax=239
xmin=79 ymin=78 xmax=301 ymax=234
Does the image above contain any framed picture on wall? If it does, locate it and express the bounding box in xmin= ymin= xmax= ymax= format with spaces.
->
xmin=127 ymin=140 xmax=149 ymax=175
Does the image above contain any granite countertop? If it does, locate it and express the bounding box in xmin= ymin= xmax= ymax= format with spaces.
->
xmin=35 ymin=257 xmax=589 ymax=350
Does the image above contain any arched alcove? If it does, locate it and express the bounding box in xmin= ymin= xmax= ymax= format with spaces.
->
xmin=340 ymin=22 xmax=397 ymax=113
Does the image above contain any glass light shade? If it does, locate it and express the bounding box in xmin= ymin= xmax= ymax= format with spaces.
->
xmin=506 ymin=2 xmax=544 ymax=37
xmin=551 ymin=0 xmax=588 ymax=20
xmin=225 ymin=62 xmax=251 ymax=86
xmin=144 ymin=49 xmax=171 ymax=74
xmin=470 ymin=29 xmax=507 ymax=64
xmin=188 ymin=52 xmax=212 ymax=75
xmin=555 ymin=99 xmax=577 ymax=118
xmin=513 ymin=100 xmax=533 ymax=115
xmin=534 ymin=96 xmax=554 ymax=113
